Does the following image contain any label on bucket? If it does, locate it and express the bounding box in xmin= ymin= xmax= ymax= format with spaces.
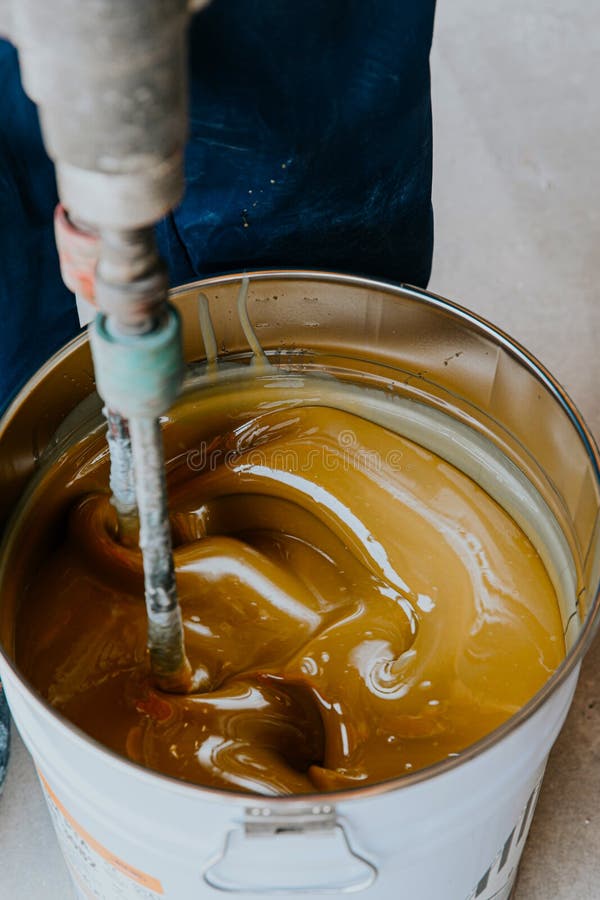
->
xmin=38 ymin=771 xmax=164 ymax=899
xmin=467 ymin=774 xmax=543 ymax=900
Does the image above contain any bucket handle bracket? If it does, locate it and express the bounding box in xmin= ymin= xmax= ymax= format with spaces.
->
xmin=203 ymin=805 xmax=377 ymax=894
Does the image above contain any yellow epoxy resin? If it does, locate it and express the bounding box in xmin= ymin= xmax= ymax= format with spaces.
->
xmin=14 ymin=374 xmax=564 ymax=795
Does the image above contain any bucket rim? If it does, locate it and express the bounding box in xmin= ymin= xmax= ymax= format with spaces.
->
xmin=1 ymin=267 xmax=599 ymax=807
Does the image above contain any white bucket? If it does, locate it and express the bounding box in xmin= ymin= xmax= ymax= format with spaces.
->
xmin=1 ymin=272 xmax=598 ymax=900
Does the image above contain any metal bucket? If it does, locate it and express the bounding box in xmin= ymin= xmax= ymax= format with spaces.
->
xmin=0 ymin=271 xmax=598 ymax=900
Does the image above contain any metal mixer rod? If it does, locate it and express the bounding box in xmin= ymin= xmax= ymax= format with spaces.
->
xmin=90 ymin=228 xmax=192 ymax=693
xmin=129 ymin=417 xmax=192 ymax=693
xmin=0 ymin=0 xmax=201 ymax=693
xmin=105 ymin=409 xmax=138 ymax=547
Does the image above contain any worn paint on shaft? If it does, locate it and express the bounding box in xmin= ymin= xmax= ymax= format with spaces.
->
xmin=128 ymin=415 xmax=193 ymax=693
xmin=105 ymin=408 xmax=138 ymax=547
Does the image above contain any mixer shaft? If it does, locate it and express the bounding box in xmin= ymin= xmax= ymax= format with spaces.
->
xmin=89 ymin=228 xmax=191 ymax=692
xmin=128 ymin=416 xmax=192 ymax=692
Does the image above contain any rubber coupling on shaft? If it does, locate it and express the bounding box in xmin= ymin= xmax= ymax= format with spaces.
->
xmin=90 ymin=306 xmax=184 ymax=419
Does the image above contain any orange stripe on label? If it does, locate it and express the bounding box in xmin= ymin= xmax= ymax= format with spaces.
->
xmin=38 ymin=770 xmax=164 ymax=895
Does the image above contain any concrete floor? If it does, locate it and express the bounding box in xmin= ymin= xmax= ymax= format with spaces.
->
xmin=1 ymin=0 xmax=599 ymax=897
xmin=430 ymin=1 xmax=600 ymax=897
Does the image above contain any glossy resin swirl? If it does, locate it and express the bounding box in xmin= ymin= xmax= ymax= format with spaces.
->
xmin=15 ymin=371 xmax=565 ymax=795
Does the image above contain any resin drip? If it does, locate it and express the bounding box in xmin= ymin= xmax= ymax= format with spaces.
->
xmin=13 ymin=370 xmax=565 ymax=796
